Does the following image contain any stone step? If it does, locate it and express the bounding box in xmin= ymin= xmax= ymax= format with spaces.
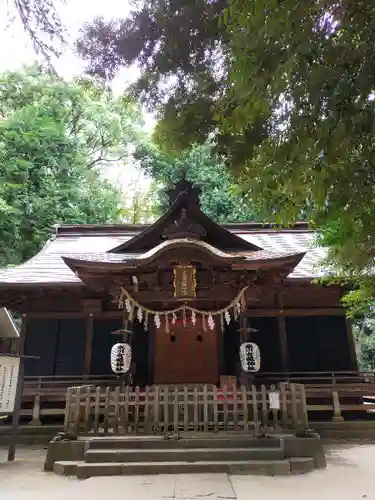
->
xmin=313 ymin=421 xmax=375 ymax=431
xmin=318 ymin=429 xmax=375 ymax=440
xmin=289 ymin=457 xmax=316 ymax=475
xmin=85 ymin=447 xmax=285 ymax=463
xmin=86 ymin=436 xmax=282 ymax=450
xmin=0 ymin=425 xmax=61 ymax=446
xmin=54 ymin=457 xmax=315 ymax=478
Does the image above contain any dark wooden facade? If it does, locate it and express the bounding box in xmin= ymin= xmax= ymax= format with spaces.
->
xmin=0 ymin=176 xmax=358 ymax=386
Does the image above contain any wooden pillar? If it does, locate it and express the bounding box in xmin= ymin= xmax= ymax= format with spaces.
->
xmin=217 ymin=327 xmax=224 ymax=378
xmin=83 ymin=313 xmax=94 ymax=376
xmin=7 ymin=314 xmax=27 ymax=461
xmin=18 ymin=313 xmax=27 ymax=355
xmin=238 ymin=313 xmax=252 ymax=386
xmin=345 ymin=317 xmax=359 ymax=371
xmin=148 ymin=323 xmax=155 ymax=386
xmin=276 ymin=294 xmax=289 ymax=373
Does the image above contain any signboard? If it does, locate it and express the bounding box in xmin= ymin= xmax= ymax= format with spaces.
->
xmin=269 ymin=392 xmax=280 ymax=410
xmin=0 ymin=356 xmax=20 ymax=413
xmin=173 ymin=265 xmax=196 ymax=300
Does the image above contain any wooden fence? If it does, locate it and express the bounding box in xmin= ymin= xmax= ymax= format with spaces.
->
xmin=63 ymin=383 xmax=309 ymax=436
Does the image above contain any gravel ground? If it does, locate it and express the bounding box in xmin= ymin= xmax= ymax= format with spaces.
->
xmin=0 ymin=443 xmax=374 ymax=500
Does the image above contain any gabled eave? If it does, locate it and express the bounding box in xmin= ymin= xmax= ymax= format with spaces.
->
xmin=110 ymin=192 xmax=261 ymax=253
xmin=62 ymin=244 xmax=306 ymax=278
xmin=232 ymin=252 xmax=306 ymax=270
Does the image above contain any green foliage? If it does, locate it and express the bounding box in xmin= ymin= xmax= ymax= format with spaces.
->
xmin=135 ymin=141 xmax=260 ymax=223
xmin=353 ymin=317 xmax=375 ymax=372
xmin=76 ymin=0 xmax=228 ymax=152
xmin=0 ymin=65 xmax=143 ymax=266
xmin=224 ymin=1 xmax=375 ymax=307
xmin=341 ymin=291 xmax=375 ymax=321
xmin=77 ymin=1 xmax=375 ymax=310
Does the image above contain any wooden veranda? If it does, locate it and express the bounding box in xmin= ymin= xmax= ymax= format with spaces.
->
xmin=17 ymin=371 xmax=375 ymax=428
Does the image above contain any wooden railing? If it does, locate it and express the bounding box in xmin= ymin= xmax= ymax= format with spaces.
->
xmin=21 ymin=375 xmax=118 ymax=426
xmin=22 ymin=371 xmax=375 ymax=390
xmin=11 ymin=372 xmax=375 ymax=427
xmin=305 ymin=383 xmax=375 ymax=420
xmin=247 ymin=371 xmax=375 ymax=384
xmin=63 ymin=383 xmax=308 ymax=436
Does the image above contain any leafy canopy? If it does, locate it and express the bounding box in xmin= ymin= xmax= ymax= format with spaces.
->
xmin=77 ymin=1 xmax=375 ymax=311
xmin=0 ymin=65 xmax=144 ymax=266
xmin=76 ymin=0 xmax=229 ymax=152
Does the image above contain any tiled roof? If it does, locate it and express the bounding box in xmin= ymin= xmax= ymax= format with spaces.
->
xmin=63 ymin=239 xmax=304 ymax=270
xmin=240 ymin=232 xmax=327 ymax=279
xmin=0 ymin=226 xmax=327 ymax=285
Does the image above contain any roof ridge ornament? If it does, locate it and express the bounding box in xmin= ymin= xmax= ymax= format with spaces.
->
xmin=163 ymin=208 xmax=207 ymax=240
xmin=166 ymin=170 xmax=201 ymax=206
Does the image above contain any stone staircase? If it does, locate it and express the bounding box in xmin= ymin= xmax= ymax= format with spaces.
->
xmin=53 ymin=435 xmax=319 ymax=478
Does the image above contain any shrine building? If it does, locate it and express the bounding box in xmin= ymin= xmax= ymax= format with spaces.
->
xmin=0 ymin=176 xmax=358 ymax=386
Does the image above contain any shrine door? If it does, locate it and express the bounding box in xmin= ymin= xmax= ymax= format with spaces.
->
xmin=154 ymin=320 xmax=219 ymax=385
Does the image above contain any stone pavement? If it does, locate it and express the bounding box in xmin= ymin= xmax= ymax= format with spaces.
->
xmin=1 ymin=444 xmax=375 ymax=500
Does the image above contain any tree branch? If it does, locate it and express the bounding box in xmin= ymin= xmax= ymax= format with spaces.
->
xmin=87 ymin=153 xmax=128 ymax=169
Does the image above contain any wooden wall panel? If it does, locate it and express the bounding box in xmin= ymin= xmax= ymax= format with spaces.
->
xmin=286 ymin=316 xmax=353 ymax=372
xmin=286 ymin=317 xmax=317 ymax=371
xmin=91 ymin=318 xmax=122 ymax=376
xmin=131 ymin=321 xmax=151 ymax=386
xmin=248 ymin=317 xmax=281 ymax=372
xmin=247 ymin=291 xmax=275 ymax=308
xmin=24 ymin=319 xmax=59 ymax=376
xmin=314 ymin=316 xmax=352 ymax=371
xmin=281 ymin=284 xmax=342 ymax=308
xmin=54 ymin=319 xmax=86 ymax=376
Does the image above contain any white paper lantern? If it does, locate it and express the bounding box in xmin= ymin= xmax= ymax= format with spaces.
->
xmin=240 ymin=342 xmax=261 ymax=372
xmin=110 ymin=343 xmax=132 ymax=374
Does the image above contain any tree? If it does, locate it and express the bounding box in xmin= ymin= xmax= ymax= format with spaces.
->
xmin=221 ymin=1 xmax=375 ymax=309
xmin=114 ymin=164 xmax=160 ymax=224
xmin=77 ymin=2 xmax=375 ymax=312
xmin=135 ymin=141 xmax=260 ymax=223
xmin=8 ymin=0 xmax=66 ymax=61
xmin=0 ymin=65 xmax=144 ymax=266
xmin=76 ymin=0 xmax=229 ymax=151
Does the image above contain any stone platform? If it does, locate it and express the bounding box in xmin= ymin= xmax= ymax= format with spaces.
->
xmin=45 ymin=433 xmax=326 ymax=478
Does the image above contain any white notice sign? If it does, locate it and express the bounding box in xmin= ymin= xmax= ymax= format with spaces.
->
xmin=269 ymin=392 xmax=280 ymax=410
xmin=0 ymin=356 xmax=20 ymax=413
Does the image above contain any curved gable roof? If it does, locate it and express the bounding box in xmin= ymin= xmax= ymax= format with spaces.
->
xmin=110 ymin=192 xmax=261 ymax=253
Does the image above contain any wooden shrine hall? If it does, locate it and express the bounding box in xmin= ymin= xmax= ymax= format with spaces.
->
xmin=0 ymin=174 xmax=358 ymax=387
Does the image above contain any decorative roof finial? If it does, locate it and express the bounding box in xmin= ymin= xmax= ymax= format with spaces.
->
xmin=166 ymin=167 xmax=201 ymax=207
